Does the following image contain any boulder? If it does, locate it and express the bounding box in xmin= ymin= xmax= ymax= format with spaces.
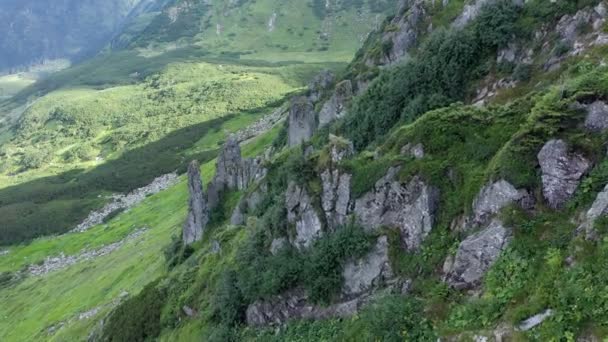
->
xmin=470 ymin=180 xmax=532 ymax=227
xmin=584 ymin=100 xmax=608 ymax=132
xmin=183 ymin=161 xmax=209 ymax=245
xmin=444 ymin=219 xmax=511 ymax=290
xmin=288 ymin=96 xmax=316 ymax=147
xmin=286 ymin=182 xmax=323 ymax=250
xmin=318 ymin=80 xmax=353 ymax=127
xmin=342 ymin=236 xmax=394 ymax=297
xmin=538 ymin=139 xmax=590 ymax=209
xmin=578 ymin=184 xmax=608 ymax=239
xmin=517 ymin=309 xmax=553 ymax=331
xmin=355 ymin=167 xmax=439 ymax=251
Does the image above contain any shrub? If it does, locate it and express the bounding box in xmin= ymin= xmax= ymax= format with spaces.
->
xmin=101 ymin=281 xmax=166 ymax=342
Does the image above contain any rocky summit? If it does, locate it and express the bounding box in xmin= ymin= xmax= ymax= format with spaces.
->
xmin=5 ymin=0 xmax=608 ymax=341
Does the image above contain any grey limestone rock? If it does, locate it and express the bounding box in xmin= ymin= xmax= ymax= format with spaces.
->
xmin=538 ymin=139 xmax=590 ymax=209
xmin=443 ymin=219 xmax=512 ymax=290
xmin=584 ymin=100 xmax=608 ymax=132
xmin=354 ymin=167 xmax=439 ymax=251
xmin=183 ymin=161 xmax=209 ymax=245
xmin=286 ymin=182 xmax=323 ymax=250
xmin=288 ymin=96 xmax=316 ymax=147
xmin=342 ymin=236 xmax=394 ymax=297
xmin=318 ymin=80 xmax=353 ymax=127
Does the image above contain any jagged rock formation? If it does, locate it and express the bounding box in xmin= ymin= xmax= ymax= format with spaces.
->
xmin=538 ymin=139 xmax=590 ymax=209
xmin=318 ymin=80 xmax=353 ymax=127
xmin=183 ymin=161 xmax=209 ymax=245
xmin=308 ymin=70 xmax=335 ymax=103
xmin=342 ymin=236 xmax=393 ymax=297
xmin=443 ymin=219 xmax=512 ymax=290
xmin=288 ymin=97 xmax=316 ymax=147
xmin=584 ymin=100 xmax=608 ymax=132
xmin=286 ymin=181 xmax=323 ymax=250
xmin=369 ymin=0 xmax=426 ymax=66
xmin=72 ymin=173 xmax=178 ymax=233
xmin=321 ymin=136 xmax=355 ymax=230
xmin=234 ymin=105 xmax=288 ymax=143
xmin=355 ymin=167 xmax=439 ymax=251
xmin=468 ymin=180 xmax=533 ymax=229
xmin=207 ymin=136 xmax=267 ymax=209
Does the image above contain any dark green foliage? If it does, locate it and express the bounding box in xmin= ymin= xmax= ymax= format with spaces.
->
xmin=211 ymin=224 xmax=373 ymax=326
xmin=102 ymin=281 xmax=166 ymax=342
xmin=163 ymin=235 xmax=195 ymax=270
xmin=343 ymin=1 xmax=521 ymax=150
xmin=513 ymin=63 xmax=533 ymax=82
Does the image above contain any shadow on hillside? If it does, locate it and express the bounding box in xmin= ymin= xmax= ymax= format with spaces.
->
xmin=0 ymin=115 xmax=235 ymax=245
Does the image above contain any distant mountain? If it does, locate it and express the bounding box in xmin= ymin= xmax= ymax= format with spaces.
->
xmin=0 ymin=0 xmax=166 ymax=73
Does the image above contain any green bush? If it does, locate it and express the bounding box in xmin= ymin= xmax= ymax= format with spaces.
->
xmin=101 ymin=281 xmax=166 ymax=342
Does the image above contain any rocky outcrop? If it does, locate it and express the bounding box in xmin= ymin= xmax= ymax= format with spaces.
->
xmin=342 ymin=236 xmax=393 ymax=297
xmin=443 ymin=219 xmax=511 ymax=290
xmin=578 ymin=184 xmax=608 ymax=239
xmin=369 ymin=0 xmax=426 ymax=66
xmin=270 ymin=237 xmax=288 ymax=255
xmin=544 ymin=2 xmax=608 ymax=71
xmin=355 ymin=167 xmax=439 ymax=251
xmin=207 ymin=137 xmax=267 ymax=209
xmin=71 ymin=173 xmax=178 ymax=233
xmin=308 ymin=70 xmax=335 ymax=103
xmin=286 ymin=182 xmax=323 ymax=250
xmin=288 ymin=96 xmax=316 ymax=147
xmin=468 ymin=180 xmax=533 ymax=228
xmin=183 ymin=161 xmax=209 ymax=245
xmin=584 ymin=100 xmax=608 ymax=132
xmin=321 ymin=136 xmax=355 ymax=230
xmin=538 ymin=139 xmax=590 ymax=209
xmin=245 ymin=288 xmax=371 ymax=327
xmin=318 ymin=80 xmax=353 ymax=127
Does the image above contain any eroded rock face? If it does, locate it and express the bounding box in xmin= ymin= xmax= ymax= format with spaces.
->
xmin=308 ymin=70 xmax=335 ymax=102
xmin=208 ymin=137 xmax=267 ymax=209
xmin=373 ymin=0 xmax=426 ymax=66
xmin=355 ymin=167 xmax=439 ymax=251
xmin=342 ymin=236 xmax=393 ymax=297
xmin=245 ymin=288 xmax=367 ymax=327
xmin=321 ymin=137 xmax=355 ymax=230
xmin=584 ymin=100 xmax=608 ymax=132
xmin=400 ymin=143 xmax=425 ymax=159
xmin=183 ymin=161 xmax=209 ymax=245
xmin=538 ymin=139 xmax=590 ymax=209
xmin=443 ymin=219 xmax=511 ymax=290
xmin=318 ymin=80 xmax=353 ymax=127
xmin=286 ymin=182 xmax=323 ymax=250
xmin=578 ymin=184 xmax=608 ymax=239
xmin=230 ymin=185 xmax=267 ymax=226
xmin=470 ymin=180 xmax=532 ymax=227
xmin=288 ymin=96 xmax=316 ymax=147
